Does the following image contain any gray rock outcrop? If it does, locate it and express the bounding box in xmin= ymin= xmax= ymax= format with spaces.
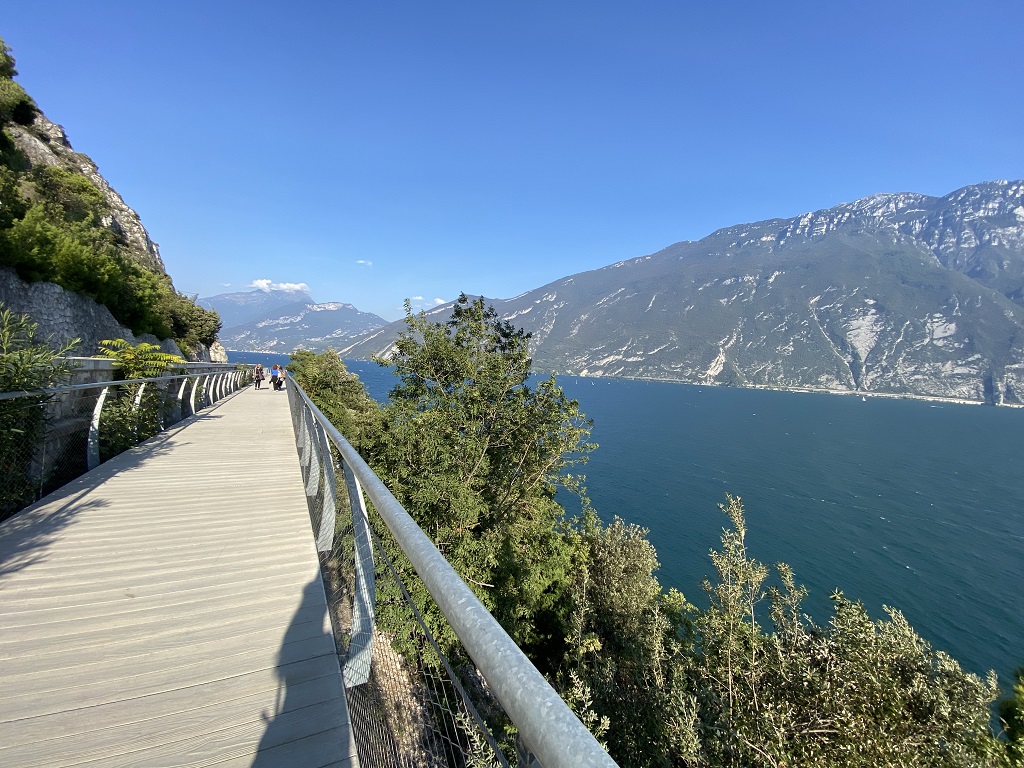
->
xmin=5 ymin=115 xmax=165 ymax=272
xmin=0 ymin=266 xmax=182 ymax=357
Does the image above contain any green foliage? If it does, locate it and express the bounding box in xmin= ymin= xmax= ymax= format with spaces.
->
xmin=366 ymin=294 xmax=593 ymax=660
xmin=0 ymin=165 xmax=27 ymax=229
xmin=94 ymin=339 xmax=185 ymax=459
xmin=97 ymin=338 xmax=184 ymax=379
xmin=1000 ymin=668 xmax=1024 ymax=764
xmin=0 ymin=305 xmax=79 ymax=391
xmin=298 ymin=296 xmax=1015 ymax=768
xmin=0 ymin=38 xmax=218 ymax=352
xmin=0 ymin=38 xmax=17 ymax=80
xmin=287 ymin=349 xmax=377 ymax=447
xmin=31 ymin=165 xmax=107 ymax=222
xmin=0 ymin=304 xmax=78 ymax=520
xmin=0 ymin=40 xmax=36 ymax=127
xmin=683 ymin=495 xmax=1007 ymax=768
xmin=0 ymin=79 xmax=37 ymax=126
xmin=562 ymin=507 xmax=696 ymax=767
xmin=168 ymin=294 xmax=221 ymax=355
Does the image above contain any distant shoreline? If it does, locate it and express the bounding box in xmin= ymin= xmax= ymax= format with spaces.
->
xmin=550 ymin=373 xmax=1024 ymax=408
xmin=225 ymin=351 xmax=1022 ymax=409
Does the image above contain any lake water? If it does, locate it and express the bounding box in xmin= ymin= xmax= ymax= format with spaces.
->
xmin=230 ymin=352 xmax=1024 ymax=691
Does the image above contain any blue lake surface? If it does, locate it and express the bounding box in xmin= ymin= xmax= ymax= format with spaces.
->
xmin=231 ymin=352 xmax=1024 ymax=691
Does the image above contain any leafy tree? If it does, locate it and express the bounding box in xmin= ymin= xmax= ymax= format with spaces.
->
xmin=562 ymin=507 xmax=697 ymax=767
xmin=287 ymin=348 xmax=377 ymax=448
xmin=0 ymin=304 xmax=78 ymax=520
xmin=0 ymin=39 xmax=37 ymax=127
xmin=0 ymin=37 xmax=17 ymax=80
xmin=168 ymin=293 xmax=221 ymax=355
xmin=95 ymin=339 xmax=184 ymax=458
xmin=367 ymin=294 xmax=593 ymax=660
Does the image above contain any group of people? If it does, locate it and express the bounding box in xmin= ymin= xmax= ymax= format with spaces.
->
xmin=252 ymin=363 xmax=286 ymax=391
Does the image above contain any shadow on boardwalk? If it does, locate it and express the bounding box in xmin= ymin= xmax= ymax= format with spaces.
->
xmin=0 ymin=489 xmax=105 ymax=578
xmin=0 ymin=427 xmax=184 ymax=578
xmin=252 ymin=575 xmax=342 ymax=767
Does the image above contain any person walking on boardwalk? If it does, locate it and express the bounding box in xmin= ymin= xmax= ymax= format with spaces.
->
xmin=253 ymin=363 xmax=265 ymax=390
xmin=269 ymin=364 xmax=280 ymax=391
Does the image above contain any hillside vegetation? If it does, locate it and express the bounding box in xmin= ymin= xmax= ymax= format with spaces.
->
xmin=292 ymin=297 xmax=1024 ymax=767
xmin=0 ymin=38 xmax=219 ymax=355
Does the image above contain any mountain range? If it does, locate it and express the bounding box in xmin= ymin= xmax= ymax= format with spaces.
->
xmin=198 ymin=288 xmax=387 ymax=353
xmin=338 ymin=180 xmax=1024 ymax=404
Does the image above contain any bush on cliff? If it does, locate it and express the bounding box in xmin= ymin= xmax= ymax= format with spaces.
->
xmin=0 ymin=38 xmax=220 ymax=355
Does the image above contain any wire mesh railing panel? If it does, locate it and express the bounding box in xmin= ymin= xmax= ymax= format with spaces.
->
xmin=287 ymin=380 xmax=509 ymax=767
xmin=0 ymin=391 xmax=90 ymax=522
xmin=343 ymin=523 xmax=511 ymax=768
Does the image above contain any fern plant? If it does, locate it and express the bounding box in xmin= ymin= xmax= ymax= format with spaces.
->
xmin=95 ymin=339 xmax=185 ymax=459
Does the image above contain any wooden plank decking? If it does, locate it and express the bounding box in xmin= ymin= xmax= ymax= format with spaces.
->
xmin=0 ymin=384 xmax=356 ymax=767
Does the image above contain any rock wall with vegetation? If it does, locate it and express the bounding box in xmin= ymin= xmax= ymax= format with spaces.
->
xmin=0 ymin=37 xmax=222 ymax=360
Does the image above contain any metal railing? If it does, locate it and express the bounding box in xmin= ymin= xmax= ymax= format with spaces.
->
xmin=0 ymin=365 xmax=247 ymax=522
xmin=286 ymin=376 xmax=618 ymax=768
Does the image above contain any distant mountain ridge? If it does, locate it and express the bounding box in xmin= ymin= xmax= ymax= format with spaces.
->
xmin=198 ymin=288 xmax=386 ymax=352
xmin=341 ymin=180 xmax=1024 ymax=404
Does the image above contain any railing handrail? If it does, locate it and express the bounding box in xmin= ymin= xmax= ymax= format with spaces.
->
xmin=0 ymin=371 xmax=238 ymax=401
xmin=288 ymin=378 xmax=618 ymax=768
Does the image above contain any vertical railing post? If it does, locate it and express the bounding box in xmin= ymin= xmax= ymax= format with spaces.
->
xmin=87 ymin=384 xmax=111 ymax=471
xmin=174 ymin=376 xmax=189 ymax=421
xmin=190 ymin=375 xmax=204 ymax=415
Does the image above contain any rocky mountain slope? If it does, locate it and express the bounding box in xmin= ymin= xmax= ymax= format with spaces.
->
xmin=341 ymin=180 xmax=1024 ymax=404
xmin=198 ymin=287 xmax=314 ymax=329
xmin=5 ymin=115 xmax=165 ymax=274
xmin=200 ymin=288 xmax=387 ymax=352
xmin=1 ymin=38 xmax=225 ymax=360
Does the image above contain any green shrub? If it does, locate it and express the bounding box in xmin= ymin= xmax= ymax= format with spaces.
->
xmin=0 ymin=304 xmax=78 ymax=520
xmin=94 ymin=339 xmax=185 ymax=459
xmin=0 ymin=79 xmax=36 ymax=126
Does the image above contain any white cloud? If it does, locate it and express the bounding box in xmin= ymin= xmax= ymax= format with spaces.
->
xmin=407 ymin=296 xmax=448 ymax=312
xmin=356 ymin=259 xmax=373 ymax=267
xmin=247 ymin=279 xmax=310 ymax=293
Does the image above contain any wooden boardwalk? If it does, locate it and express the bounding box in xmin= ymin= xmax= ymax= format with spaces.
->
xmin=0 ymin=384 xmax=356 ymax=767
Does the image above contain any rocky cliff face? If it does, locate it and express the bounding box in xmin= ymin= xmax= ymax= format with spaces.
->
xmin=2 ymin=108 xmax=226 ymax=362
xmin=6 ymin=114 xmax=165 ymax=273
xmin=341 ymin=181 xmax=1024 ymax=405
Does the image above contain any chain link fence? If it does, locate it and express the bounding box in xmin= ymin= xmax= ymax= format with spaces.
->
xmin=0 ymin=367 xmax=246 ymax=524
xmin=287 ymin=377 xmax=617 ymax=768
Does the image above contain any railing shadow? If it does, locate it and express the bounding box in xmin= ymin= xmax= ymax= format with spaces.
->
xmin=0 ymin=490 xmax=109 ymax=578
xmin=0 ymin=405 xmax=226 ymax=575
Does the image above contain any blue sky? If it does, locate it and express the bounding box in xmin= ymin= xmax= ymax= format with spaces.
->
xmin=4 ymin=1 xmax=1022 ymax=320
